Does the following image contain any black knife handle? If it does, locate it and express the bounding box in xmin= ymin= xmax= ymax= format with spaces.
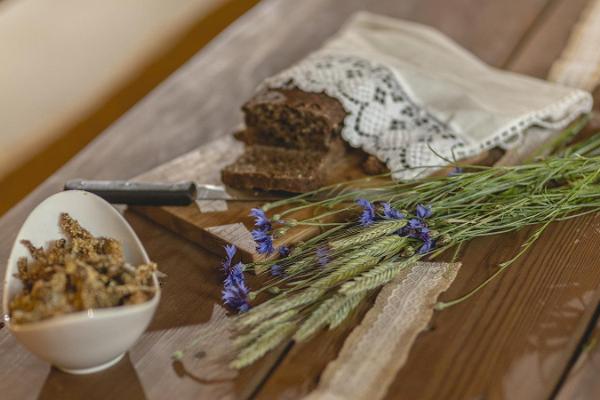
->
xmin=64 ymin=180 xmax=197 ymax=206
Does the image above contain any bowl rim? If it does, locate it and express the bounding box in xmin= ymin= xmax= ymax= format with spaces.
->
xmin=2 ymin=190 xmax=162 ymax=332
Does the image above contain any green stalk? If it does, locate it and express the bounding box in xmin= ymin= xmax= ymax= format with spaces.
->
xmin=227 ymin=127 xmax=600 ymax=369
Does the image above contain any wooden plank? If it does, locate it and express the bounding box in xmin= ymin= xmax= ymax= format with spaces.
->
xmin=0 ymin=0 xmax=376 ymax=398
xmin=0 ymin=211 xmax=287 ymax=400
xmin=132 ymin=136 xmax=369 ymax=261
xmin=387 ymin=3 xmax=599 ymax=399
xmin=552 ymin=94 xmax=600 ymax=400
xmin=255 ymin=0 xmax=598 ymax=399
xmin=512 ymin=1 xmax=600 ymax=397
xmin=0 ymin=1 xmax=427 ymax=398
xmin=130 ymin=126 xmax=484 ymax=263
xmin=508 ymin=0 xmax=593 ymax=77
xmin=556 ymin=324 xmax=600 ymax=400
xmin=0 ymin=0 xmax=594 ymax=399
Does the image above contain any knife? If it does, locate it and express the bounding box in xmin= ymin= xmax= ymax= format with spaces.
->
xmin=64 ymin=180 xmax=282 ymax=205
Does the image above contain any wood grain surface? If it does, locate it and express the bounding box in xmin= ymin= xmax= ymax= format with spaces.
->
xmin=1 ymin=0 xmax=599 ymax=399
xmin=131 ymin=131 xmax=480 ymax=263
xmin=132 ymin=135 xmax=372 ymax=261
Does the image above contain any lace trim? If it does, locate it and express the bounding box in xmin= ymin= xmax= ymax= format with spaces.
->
xmin=304 ymin=261 xmax=461 ymax=400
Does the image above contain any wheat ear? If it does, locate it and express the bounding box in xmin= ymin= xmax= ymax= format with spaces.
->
xmin=234 ymin=309 xmax=298 ymax=348
xmin=327 ymin=292 xmax=367 ymax=329
xmin=230 ymin=322 xmax=295 ymax=369
xmin=311 ymin=235 xmax=408 ymax=289
xmin=237 ymin=288 xmax=325 ymax=328
xmin=295 ymin=292 xmax=368 ymax=341
xmin=340 ymin=257 xmax=417 ymax=295
xmin=329 ymin=220 xmax=407 ymax=250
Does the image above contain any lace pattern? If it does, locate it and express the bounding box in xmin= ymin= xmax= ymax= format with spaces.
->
xmin=263 ymin=53 xmax=592 ymax=180
xmin=304 ymin=261 xmax=461 ymax=400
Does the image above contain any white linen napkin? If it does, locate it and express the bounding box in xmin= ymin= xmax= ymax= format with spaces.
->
xmin=261 ymin=12 xmax=593 ymax=180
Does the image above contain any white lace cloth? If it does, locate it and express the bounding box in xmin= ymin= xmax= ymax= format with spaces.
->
xmin=262 ymin=12 xmax=593 ymax=180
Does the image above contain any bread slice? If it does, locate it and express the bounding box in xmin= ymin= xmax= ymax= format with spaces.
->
xmin=222 ymin=139 xmax=345 ymax=193
xmin=242 ymin=88 xmax=346 ymax=151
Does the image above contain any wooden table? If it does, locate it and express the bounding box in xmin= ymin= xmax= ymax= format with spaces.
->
xmin=2 ymin=0 xmax=600 ymax=398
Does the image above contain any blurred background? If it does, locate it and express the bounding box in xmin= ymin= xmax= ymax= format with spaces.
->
xmin=0 ymin=0 xmax=260 ymax=216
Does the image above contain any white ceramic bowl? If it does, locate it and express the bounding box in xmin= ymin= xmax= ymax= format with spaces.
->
xmin=2 ymin=190 xmax=160 ymax=374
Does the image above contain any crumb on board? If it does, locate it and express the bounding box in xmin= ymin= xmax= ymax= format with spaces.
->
xmin=9 ymin=213 xmax=157 ymax=324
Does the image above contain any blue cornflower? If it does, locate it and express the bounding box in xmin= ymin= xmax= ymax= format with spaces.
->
xmin=409 ymin=218 xmax=423 ymax=229
xmin=257 ymin=239 xmax=275 ymax=255
xmin=398 ymin=205 xmax=436 ymax=254
xmin=449 ymin=167 xmax=463 ymax=176
xmin=416 ymin=204 xmax=432 ymax=219
xmin=222 ymin=262 xmax=250 ymax=313
xmin=222 ymin=283 xmax=250 ymax=313
xmin=222 ymin=244 xmax=237 ymax=273
xmin=251 ymin=229 xmax=269 ymax=242
xmin=399 ymin=218 xmax=427 ymax=237
xmin=415 ymin=228 xmax=430 ymax=243
xmin=278 ymin=246 xmax=290 ymax=257
xmin=224 ymin=262 xmax=245 ymax=288
xmin=250 ymin=208 xmax=275 ymax=255
xmin=357 ymin=198 xmax=376 ymax=226
xmin=250 ymin=208 xmax=272 ymax=231
xmin=316 ymin=246 xmax=330 ymax=267
xmin=251 ymin=229 xmax=275 ymax=255
xmin=382 ymin=202 xmax=404 ymax=220
xmin=418 ymin=235 xmax=435 ymax=254
xmin=270 ymin=264 xmax=284 ymax=277
xmin=418 ymin=227 xmax=430 ymax=236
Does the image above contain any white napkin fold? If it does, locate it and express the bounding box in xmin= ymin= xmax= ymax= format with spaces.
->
xmin=262 ymin=12 xmax=593 ymax=179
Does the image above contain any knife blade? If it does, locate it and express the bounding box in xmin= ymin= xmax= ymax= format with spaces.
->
xmin=64 ymin=180 xmax=282 ymax=205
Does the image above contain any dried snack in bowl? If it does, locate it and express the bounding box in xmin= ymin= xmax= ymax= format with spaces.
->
xmin=9 ymin=213 xmax=157 ymax=324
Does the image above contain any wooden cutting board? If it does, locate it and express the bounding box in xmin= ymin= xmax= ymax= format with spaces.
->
xmin=132 ymin=135 xmax=373 ymax=262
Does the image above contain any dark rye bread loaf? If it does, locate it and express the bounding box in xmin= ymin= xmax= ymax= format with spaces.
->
xmin=222 ymin=137 xmax=345 ymax=193
xmin=241 ymin=88 xmax=346 ymax=151
xmin=222 ymin=88 xmax=348 ymax=193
